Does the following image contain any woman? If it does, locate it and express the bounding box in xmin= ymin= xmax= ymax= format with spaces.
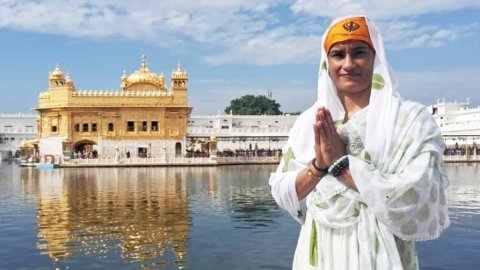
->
xmin=269 ymin=15 xmax=449 ymax=269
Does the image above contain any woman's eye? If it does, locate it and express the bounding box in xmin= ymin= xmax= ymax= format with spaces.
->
xmin=354 ymin=50 xmax=366 ymax=56
xmin=330 ymin=52 xmax=344 ymax=58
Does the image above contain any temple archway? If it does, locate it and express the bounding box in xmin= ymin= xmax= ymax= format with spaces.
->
xmin=175 ymin=142 xmax=182 ymax=157
xmin=73 ymin=140 xmax=97 ymax=158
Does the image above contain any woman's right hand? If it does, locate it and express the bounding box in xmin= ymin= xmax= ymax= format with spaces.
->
xmin=313 ymin=107 xmax=345 ymax=168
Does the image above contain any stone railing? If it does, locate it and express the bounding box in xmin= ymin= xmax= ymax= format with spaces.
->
xmin=72 ymin=90 xmax=172 ymax=97
xmin=66 ymin=156 xmax=214 ymax=165
xmin=217 ymin=155 xmax=280 ymax=164
xmin=188 ymin=127 xmax=290 ymax=137
xmin=61 ymin=155 xmax=280 ymax=167
xmin=443 ymin=154 xmax=480 ymax=162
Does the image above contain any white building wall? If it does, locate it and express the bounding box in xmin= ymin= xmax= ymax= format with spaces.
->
xmin=1 ymin=112 xmax=297 ymax=159
xmin=98 ymin=139 xmax=186 ymax=158
xmin=9 ymin=101 xmax=480 ymax=157
xmin=0 ymin=113 xmax=37 ymax=159
xmin=188 ymin=114 xmax=297 ymax=152
xmin=39 ymin=136 xmax=66 ymax=159
xmin=430 ymin=100 xmax=480 ymax=146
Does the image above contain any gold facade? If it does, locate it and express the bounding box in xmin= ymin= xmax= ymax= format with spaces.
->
xmin=36 ymin=56 xmax=191 ymax=155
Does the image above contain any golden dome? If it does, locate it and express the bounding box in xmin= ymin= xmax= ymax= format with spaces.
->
xmin=172 ymin=63 xmax=187 ymax=78
xmin=49 ymin=64 xmax=65 ymax=79
xmin=65 ymin=74 xmax=74 ymax=87
xmin=122 ymin=55 xmax=164 ymax=90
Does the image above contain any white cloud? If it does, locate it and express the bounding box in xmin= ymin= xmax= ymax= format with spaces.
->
xmin=291 ymin=0 xmax=480 ymax=20
xmin=0 ymin=0 xmax=478 ymax=65
xmin=204 ymin=28 xmax=324 ymax=65
xmin=204 ymin=19 xmax=479 ymax=65
xmin=380 ymin=20 xmax=479 ymax=49
xmin=397 ymin=67 xmax=480 ymax=105
xmin=0 ymin=0 xmax=279 ymax=41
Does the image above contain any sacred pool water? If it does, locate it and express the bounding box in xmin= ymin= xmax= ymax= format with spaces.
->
xmin=0 ymin=162 xmax=478 ymax=269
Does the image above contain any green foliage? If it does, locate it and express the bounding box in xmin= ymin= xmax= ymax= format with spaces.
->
xmin=225 ymin=95 xmax=282 ymax=115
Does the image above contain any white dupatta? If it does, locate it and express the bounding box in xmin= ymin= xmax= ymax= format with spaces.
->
xmin=270 ymin=15 xmax=449 ymax=269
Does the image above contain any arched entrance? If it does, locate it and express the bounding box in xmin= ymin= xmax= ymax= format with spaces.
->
xmin=73 ymin=140 xmax=97 ymax=158
xmin=175 ymin=142 xmax=182 ymax=157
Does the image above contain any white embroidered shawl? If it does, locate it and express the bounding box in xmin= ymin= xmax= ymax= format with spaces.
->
xmin=270 ymin=15 xmax=450 ymax=269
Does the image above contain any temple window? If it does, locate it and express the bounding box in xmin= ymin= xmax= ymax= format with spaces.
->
xmin=142 ymin=121 xmax=147 ymax=131
xmin=92 ymin=123 xmax=97 ymax=132
xmin=108 ymin=123 xmax=114 ymax=132
xmin=82 ymin=123 xmax=89 ymax=132
xmin=127 ymin=121 xmax=135 ymax=132
xmin=51 ymin=126 xmax=57 ymax=132
xmin=151 ymin=121 xmax=158 ymax=131
xmin=74 ymin=123 xmax=80 ymax=132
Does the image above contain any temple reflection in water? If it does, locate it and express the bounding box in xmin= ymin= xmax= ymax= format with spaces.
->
xmin=20 ymin=167 xmax=196 ymax=268
xmin=5 ymin=162 xmax=480 ymax=269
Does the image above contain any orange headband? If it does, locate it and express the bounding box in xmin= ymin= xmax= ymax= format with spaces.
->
xmin=324 ymin=17 xmax=374 ymax=53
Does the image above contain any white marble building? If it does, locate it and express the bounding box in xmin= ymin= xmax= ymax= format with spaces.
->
xmin=429 ymin=99 xmax=480 ymax=146
xmin=5 ymin=99 xmax=480 ymax=160
xmin=0 ymin=111 xmax=299 ymax=159
xmin=0 ymin=113 xmax=37 ymax=159
xmin=187 ymin=113 xmax=298 ymax=153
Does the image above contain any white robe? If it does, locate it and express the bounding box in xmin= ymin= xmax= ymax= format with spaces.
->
xmin=269 ymin=102 xmax=449 ymax=270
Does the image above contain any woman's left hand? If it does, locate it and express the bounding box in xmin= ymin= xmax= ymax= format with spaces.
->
xmin=315 ymin=107 xmax=357 ymax=190
xmin=314 ymin=107 xmax=345 ymax=167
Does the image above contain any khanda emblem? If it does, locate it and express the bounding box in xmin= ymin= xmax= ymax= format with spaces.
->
xmin=343 ymin=21 xmax=360 ymax=32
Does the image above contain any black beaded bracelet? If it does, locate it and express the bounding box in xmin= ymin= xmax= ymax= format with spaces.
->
xmin=311 ymin=158 xmax=328 ymax=174
xmin=327 ymin=155 xmax=349 ymax=177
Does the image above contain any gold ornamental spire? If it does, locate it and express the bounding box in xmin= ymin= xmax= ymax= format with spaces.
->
xmin=121 ymin=55 xmax=165 ymax=91
xmin=141 ymin=54 xmax=150 ymax=71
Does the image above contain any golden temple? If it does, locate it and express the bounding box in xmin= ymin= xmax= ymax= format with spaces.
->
xmin=35 ymin=55 xmax=192 ymax=160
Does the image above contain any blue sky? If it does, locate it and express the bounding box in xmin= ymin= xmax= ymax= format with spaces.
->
xmin=0 ymin=0 xmax=479 ymax=115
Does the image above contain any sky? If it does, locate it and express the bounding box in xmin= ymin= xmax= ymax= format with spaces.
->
xmin=0 ymin=0 xmax=479 ymax=115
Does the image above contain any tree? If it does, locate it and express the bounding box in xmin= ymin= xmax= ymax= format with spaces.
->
xmin=224 ymin=95 xmax=282 ymax=115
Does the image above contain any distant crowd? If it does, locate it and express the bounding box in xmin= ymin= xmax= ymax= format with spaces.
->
xmin=444 ymin=144 xmax=480 ymax=156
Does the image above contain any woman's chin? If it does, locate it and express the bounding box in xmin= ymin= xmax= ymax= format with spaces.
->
xmin=337 ymin=85 xmax=370 ymax=95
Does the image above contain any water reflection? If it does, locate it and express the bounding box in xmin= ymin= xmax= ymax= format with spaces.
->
xmin=19 ymin=165 xmax=283 ymax=269
xmin=5 ymin=163 xmax=480 ymax=269
xmin=21 ymin=167 xmax=190 ymax=268
xmin=445 ymin=163 xmax=480 ymax=217
xmin=186 ymin=165 xmax=283 ymax=231
xmin=417 ymin=163 xmax=480 ymax=270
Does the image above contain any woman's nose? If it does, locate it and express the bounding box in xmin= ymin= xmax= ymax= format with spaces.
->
xmin=343 ymin=54 xmax=356 ymax=71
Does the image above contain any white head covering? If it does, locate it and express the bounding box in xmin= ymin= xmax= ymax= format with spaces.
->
xmin=290 ymin=15 xmax=401 ymax=166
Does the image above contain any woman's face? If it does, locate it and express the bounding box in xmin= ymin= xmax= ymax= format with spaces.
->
xmin=327 ymin=40 xmax=375 ymax=96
